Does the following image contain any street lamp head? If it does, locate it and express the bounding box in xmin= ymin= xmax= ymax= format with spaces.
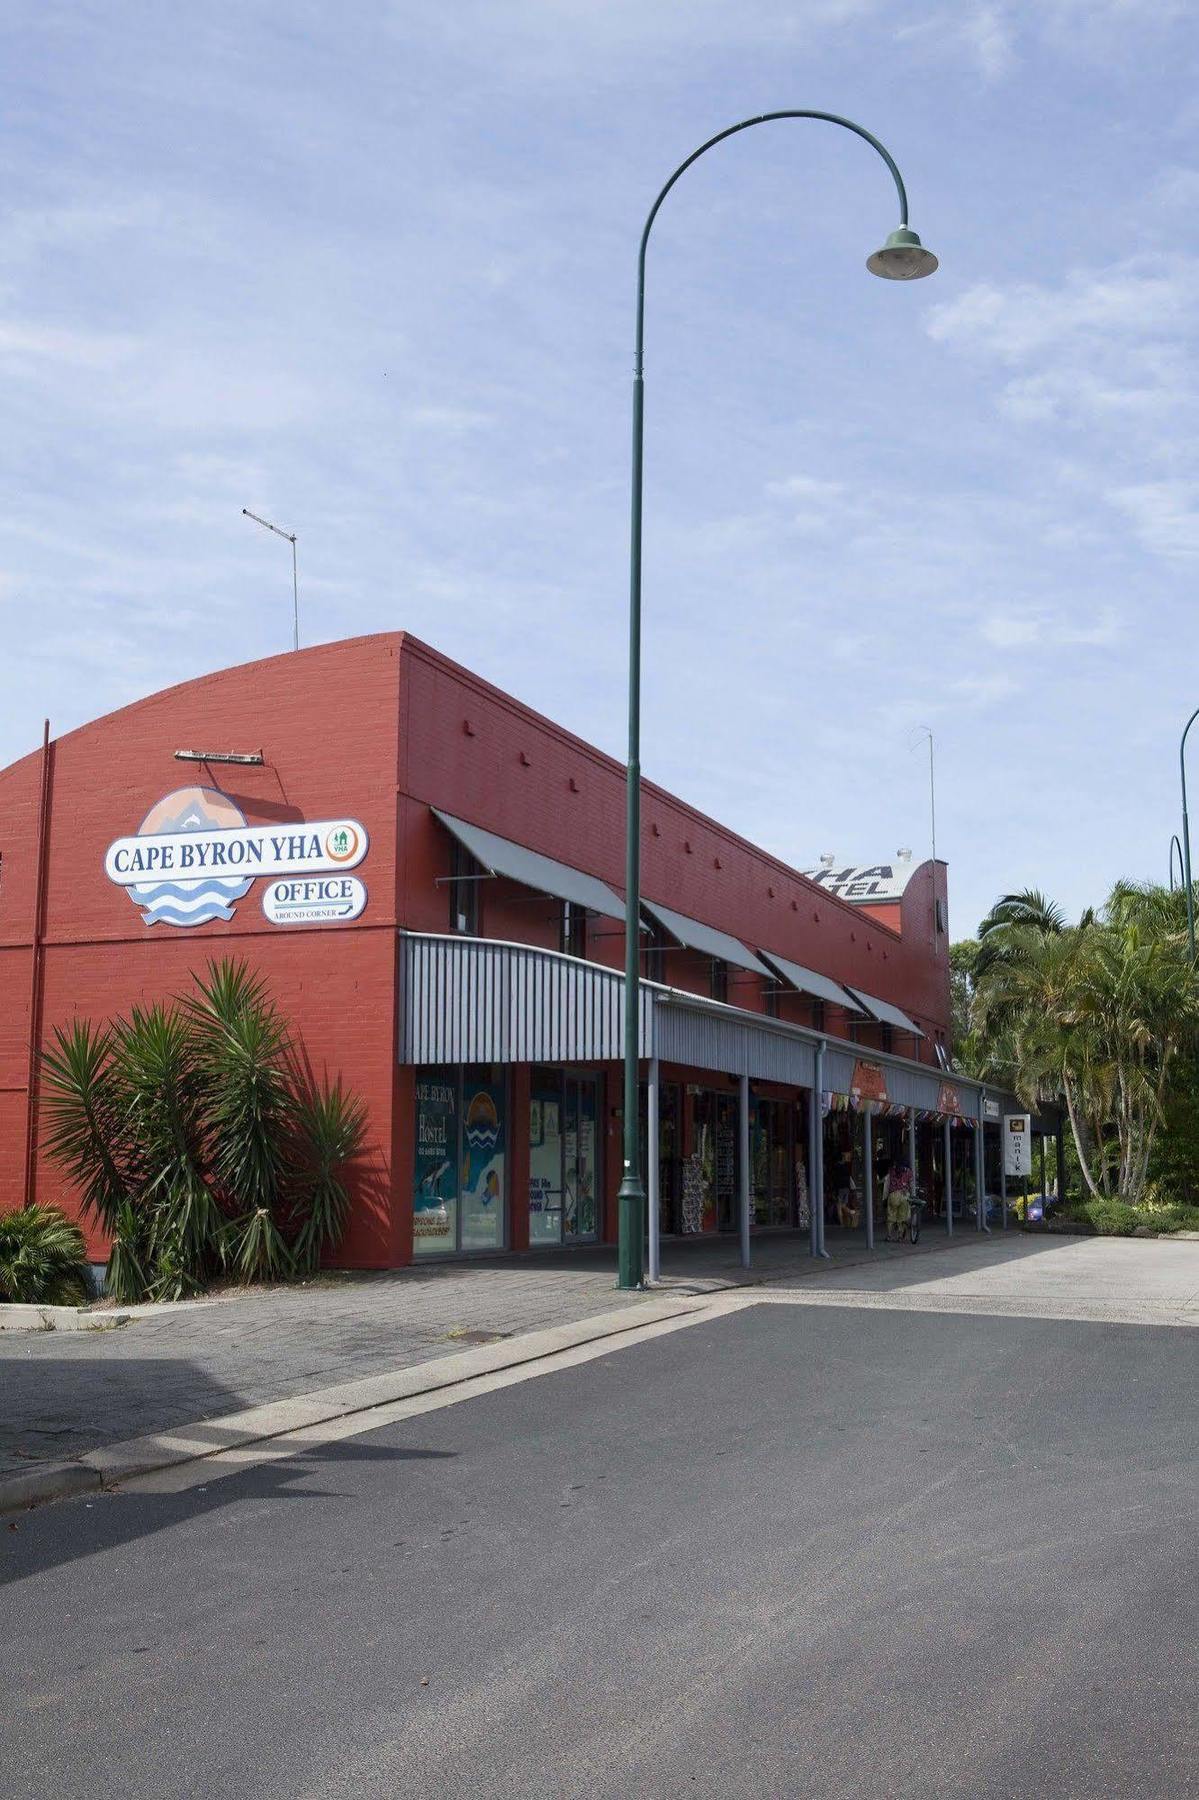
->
xmin=866 ymin=227 xmax=938 ymax=281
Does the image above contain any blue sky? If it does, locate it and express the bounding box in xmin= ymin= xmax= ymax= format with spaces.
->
xmin=2 ymin=0 xmax=1197 ymax=936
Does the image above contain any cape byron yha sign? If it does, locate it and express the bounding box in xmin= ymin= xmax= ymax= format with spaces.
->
xmin=105 ymin=787 xmax=369 ymax=929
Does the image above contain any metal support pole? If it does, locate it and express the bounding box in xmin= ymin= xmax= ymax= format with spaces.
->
xmin=1000 ymin=1131 xmax=1008 ymax=1230
xmin=616 ymin=109 xmax=931 ymax=1290
xmin=974 ymin=1098 xmax=987 ymax=1232
xmin=1056 ymin=1118 xmax=1067 ymax=1207
xmin=647 ymin=1056 xmax=660 ymax=1283
xmin=808 ymin=1076 xmax=819 ymax=1258
xmin=944 ymin=1115 xmax=953 ymax=1236
xmin=814 ymin=1041 xmax=829 ymax=1258
xmin=908 ymin=1106 xmax=917 ymax=1197
xmin=1039 ymin=1133 xmax=1047 ymax=1204
xmin=863 ymin=1100 xmax=874 ymax=1250
xmin=291 ymin=536 xmax=299 ymax=653
xmin=1181 ymin=707 xmax=1199 ymax=962
xmin=739 ymin=1071 xmax=751 ymax=1270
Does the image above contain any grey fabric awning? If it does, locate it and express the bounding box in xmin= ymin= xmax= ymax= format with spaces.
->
xmin=847 ymin=986 xmax=925 ymax=1038
xmin=433 ymin=809 xmax=626 ymax=920
xmin=641 ymin=898 xmax=772 ymax=978
xmin=758 ymin=950 xmax=865 ymax=1014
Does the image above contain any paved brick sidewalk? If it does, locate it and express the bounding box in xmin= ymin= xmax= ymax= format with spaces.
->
xmin=0 ymin=1230 xmax=988 ymax=1479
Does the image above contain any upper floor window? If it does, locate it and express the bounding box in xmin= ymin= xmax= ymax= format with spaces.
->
xmin=560 ymin=899 xmax=587 ymax=961
xmin=642 ymin=918 xmax=667 ymax=984
xmin=764 ymin=982 xmax=781 ymax=1018
xmin=881 ymin=1022 xmax=894 ymax=1054
xmin=811 ymin=999 xmax=826 ymax=1034
xmin=710 ymin=959 xmax=729 ymax=1004
xmin=449 ymin=839 xmax=481 ymax=936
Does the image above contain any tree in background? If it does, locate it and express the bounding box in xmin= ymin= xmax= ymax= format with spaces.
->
xmin=970 ymin=883 xmax=1199 ymax=1206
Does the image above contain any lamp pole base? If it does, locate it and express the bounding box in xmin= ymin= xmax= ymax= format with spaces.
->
xmin=616 ymin=1175 xmax=647 ymax=1290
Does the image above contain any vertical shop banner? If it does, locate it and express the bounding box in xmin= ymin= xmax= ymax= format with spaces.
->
xmin=1003 ymin=1114 xmax=1032 ymax=1179
xmin=414 ymin=1077 xmax=457 ymax=1255
xmin=461 ymin=1078 xmax=505 ymax=1250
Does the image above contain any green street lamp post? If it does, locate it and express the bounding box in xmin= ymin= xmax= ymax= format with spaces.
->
xmin=617 ymin=112 xmax=938 ymax=1289
xmin=1181 ymin=708 xmax=1199 ymax=960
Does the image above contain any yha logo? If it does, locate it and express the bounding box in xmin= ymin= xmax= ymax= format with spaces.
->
xmin=118 ymin=788 xmax=253 ymax=928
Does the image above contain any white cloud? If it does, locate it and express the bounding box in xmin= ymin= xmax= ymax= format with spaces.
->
xmin=1109 ymin=483 xmax=1199 ymax=559
xmin=979 ymin=606 xmax=1122 ymax=649
xmin=895 ymin=3 xmax=1016 ymax=80
xmin=0 ymin=319 xmax=137 ymax=370
xmin=925 ymin=258 xmax=1193 ymax=363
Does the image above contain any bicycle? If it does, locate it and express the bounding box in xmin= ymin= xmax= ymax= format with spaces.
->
xmin=907 ymin=1186 xmax=923 ymax=1244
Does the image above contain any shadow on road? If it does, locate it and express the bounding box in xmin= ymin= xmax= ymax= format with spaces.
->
xmin=2 ymin=1437 xmax=458 ymax=1584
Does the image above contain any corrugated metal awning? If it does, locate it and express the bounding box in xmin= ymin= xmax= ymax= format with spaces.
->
xmin=759 ymin=950 xmax=864 ymax=1014
xmin=846 ymin=987 xmax=925 ymax=1038
xmin=433 ymin=808 xmax=626 ymax=920
xmin=641 ymin=898 xmax=771 ymax=978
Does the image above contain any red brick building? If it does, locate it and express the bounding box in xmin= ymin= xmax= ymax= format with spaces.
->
xmin=3 ymin=632 xmax=1000 ymax=1271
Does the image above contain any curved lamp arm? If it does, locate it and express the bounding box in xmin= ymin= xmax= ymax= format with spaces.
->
xmin=1170 ymin=833 xmax=1185 ymax=892
xmin=634 ymin=111 xmax=923 ymax=370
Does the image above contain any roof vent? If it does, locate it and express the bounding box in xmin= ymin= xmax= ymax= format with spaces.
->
xmin=897 ymin=848 xmax=913 ymax=862
xmin=819 ymin=852 xmax=835 ymax=866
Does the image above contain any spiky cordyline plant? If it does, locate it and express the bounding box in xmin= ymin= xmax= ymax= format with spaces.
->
xmin=40 ymin=960 xmax=366 ymax=1300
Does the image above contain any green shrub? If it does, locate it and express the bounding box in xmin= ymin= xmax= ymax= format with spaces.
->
xmin=1060 ymin=1197 xmax=1141 ymax=1236
xmin=40 ymin=959 xmax=367 ymax=1302
xmin=0 ymin=1205 xmax=90 ymax=1306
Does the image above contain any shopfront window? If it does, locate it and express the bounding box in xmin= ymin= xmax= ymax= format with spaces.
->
xmin=528 ymin=1068 xmax=600 ymax=1245
xmin=751 ymin=1097 xmax=793 ymax=1228
xmin=414 ymin=1066 xmax=506 ymax=1256
xmin=414 ymin=1072 xmax=459 ymax=1256
xmin=682 ymin=1088 xmax=738 ymax=1233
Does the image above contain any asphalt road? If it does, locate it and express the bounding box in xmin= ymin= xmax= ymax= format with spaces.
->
xmin=5 ymin=1301 xmax=1198 ymax=1799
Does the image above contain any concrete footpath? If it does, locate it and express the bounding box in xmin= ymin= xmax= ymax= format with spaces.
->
xmin=4 ymin=1230 xmax=1195 ymax=1515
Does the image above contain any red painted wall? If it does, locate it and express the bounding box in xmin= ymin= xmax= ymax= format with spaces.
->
xmin=0 ymin=629 xmax=951 ymax=1266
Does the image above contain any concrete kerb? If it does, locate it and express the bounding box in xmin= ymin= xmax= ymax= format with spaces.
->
xmin=0 ymin=1293 xmax=713 ymax=1519
xmin=0 ymin=1304 xmax=131 ymax=1333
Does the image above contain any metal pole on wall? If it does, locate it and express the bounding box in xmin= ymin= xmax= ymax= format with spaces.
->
xmin=863 ymin=1100 xmax=874 ymax=1251
xmin=1000 ymin=1127 xmax=1008 ymax=1229
xmin=908 ymin=1106 xmax=917 ymax=1198
xmin=616 ymin=112 xmax=936 ymax=1289
xmin=647 ymin=1056 xmax=661 ymax=1282
xmin=974 ymin=1112 xmax=988 ymax=1233
xmin=242 ymin=508 xmax=300 ymax=652
xmin=739 ymin=1071 xmax=751 ymax=1270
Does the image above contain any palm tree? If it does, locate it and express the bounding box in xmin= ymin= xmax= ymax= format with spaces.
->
xmin=971 ymin=882 xmax=1199 ymax=1204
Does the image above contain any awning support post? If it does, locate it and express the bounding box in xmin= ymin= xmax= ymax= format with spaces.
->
xmin=944 ymin=1115 xmax=953 ymax=1236
xmin=808 ymin=1078 xmax=819 ymax=1258
xmin=1000 ymin=1130 xmax=1008 ymax=1230
xmin=863 ymin=1100 xmax=874 ymax=1251
xmin=814 ymin=1040 xmax=829 ymax=1258
xmin=908 ymin=1106 xmax=917 ymax=1202
xmin=647 ymin=1056 xmax=661 ymax=1282
xmin=738 ymin=1070 xmax=751 ymax=1270
xmin=975 ymin=1104 xmax=988 ymax=1233
xmin=1056 ymin=1119 xmax=1067 ymax=1207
